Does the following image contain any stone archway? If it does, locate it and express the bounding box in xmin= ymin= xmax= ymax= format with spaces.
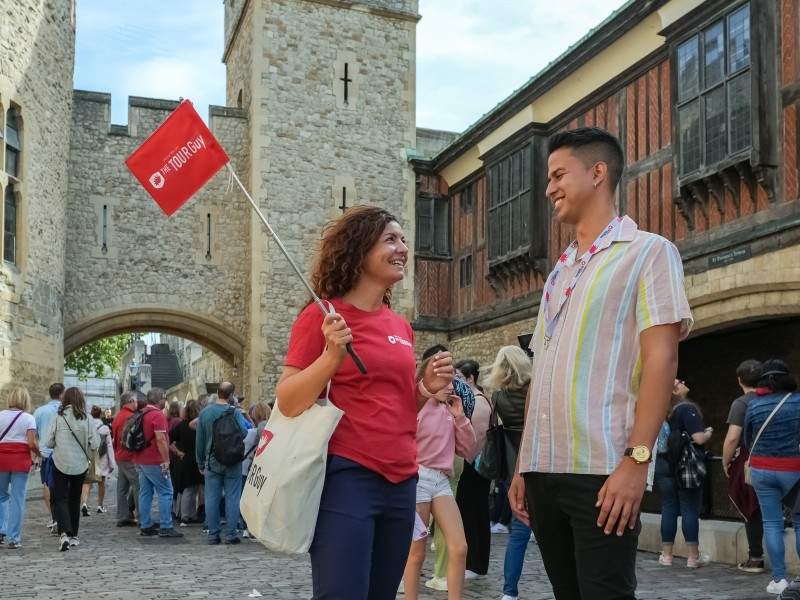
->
xmin=64 ymin=306 xmax=245 ymax=368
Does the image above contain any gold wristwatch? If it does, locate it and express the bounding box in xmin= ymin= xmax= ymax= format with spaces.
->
xmin=624 ymin=445 xmax=652 ymax=464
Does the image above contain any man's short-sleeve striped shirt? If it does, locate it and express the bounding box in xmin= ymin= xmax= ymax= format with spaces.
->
xmin=518 ymin=216 xmax=693 ymax=476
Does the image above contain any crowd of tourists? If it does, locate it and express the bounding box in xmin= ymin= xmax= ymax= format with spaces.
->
xmin=0 ymin=380 xmax=271 ymax=552
xmin=654 ymin=359 xmax=800 ymax=597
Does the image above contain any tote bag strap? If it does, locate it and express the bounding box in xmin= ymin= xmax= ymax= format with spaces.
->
xmin=0 ymin=410 xmax=23 ymax=442
xmin=750 ymin=393 xmax=792 ymax=456
xmin=62 ymin=415 xmax=92 ymax=462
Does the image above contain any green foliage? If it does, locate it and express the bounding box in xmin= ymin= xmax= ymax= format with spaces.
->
xmin=65 ymin=334 xmax=134 ymax=380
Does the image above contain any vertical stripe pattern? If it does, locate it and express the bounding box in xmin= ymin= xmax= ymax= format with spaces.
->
xmin=519 ymin=216 xmax=692 ymax=475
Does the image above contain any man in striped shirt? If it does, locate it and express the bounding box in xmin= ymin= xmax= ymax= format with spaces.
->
xmin=509 ymin=127 xmax=692 ymax=600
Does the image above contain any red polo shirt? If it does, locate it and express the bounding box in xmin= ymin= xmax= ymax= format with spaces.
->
xmin=133 ymin=405 xmax=169 ymax=466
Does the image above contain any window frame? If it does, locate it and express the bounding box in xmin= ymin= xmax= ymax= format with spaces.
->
xmin=4 ymin=105 xmax=21 ymax=180
xmin=674 ymin=3 xmax=752 ymax=182
xmin=459 ymin=181 xmax=475 ymax=214
xmin=458 ymin=253 xmax=473 ymax=288
xmin=664 ymin=0 xmax=779 ymax=222
xmin=415 ymin=193 xmax=450 ymax=259
xmin=3 ymin=185 xmax=17 ymax=265
xmin=486 ymin=140 xmax=534 ymax=266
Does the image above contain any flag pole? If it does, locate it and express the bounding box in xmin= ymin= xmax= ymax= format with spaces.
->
xmin=225 ymin=163 xmax=368 ymax=375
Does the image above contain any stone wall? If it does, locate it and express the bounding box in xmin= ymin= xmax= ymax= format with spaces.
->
xmin=236 ymin=0 xmax=419 ymax=401
xmin=64 ymin=94 xmax=250 ymax=379
xmin=0 ymin=0 xmax=75 ymax=405
xmin=224 ymin=0 xmax=253 ymax=109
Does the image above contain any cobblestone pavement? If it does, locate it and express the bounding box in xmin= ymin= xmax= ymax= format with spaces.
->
xmin=4 ymin=481 xmax=772 ymax=600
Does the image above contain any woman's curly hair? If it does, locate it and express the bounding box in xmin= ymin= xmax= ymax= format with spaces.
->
xmin=310 ymin=205 xmax=400 ymax=306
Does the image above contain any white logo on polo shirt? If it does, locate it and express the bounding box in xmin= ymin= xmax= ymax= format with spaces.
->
xmin=387 ymin=335 xmax=412 ymax=348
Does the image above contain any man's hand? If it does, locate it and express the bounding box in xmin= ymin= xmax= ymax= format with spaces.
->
xmin=508 ymin=473 xmax=529 ymax=526
xmin=596 ymin=459 xmax=648 ymax=535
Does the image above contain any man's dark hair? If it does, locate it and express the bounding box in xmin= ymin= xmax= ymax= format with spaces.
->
xmin=422 ymin=344 xmax=448 ymax=362
xmin=49 ymin=383 xmax=65 ymax=399
xmin=548 ymin=127 xmax=625 ymax=192
xmin=218 ymin=381 xmax=235 ymax=400
xmin=757 ymin=359 xmax=798 ymax=393
xmin=146 ymin=387 xmax=165 ymax=405
xmin=736 ymin=359 xmax=762 ymax=388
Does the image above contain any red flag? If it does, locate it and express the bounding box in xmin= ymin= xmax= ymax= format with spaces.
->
xmin=125 ymin=100 xmax=229 ymax=216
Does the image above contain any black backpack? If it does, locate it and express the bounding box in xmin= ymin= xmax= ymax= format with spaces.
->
xmin=98 ymin=432 xmax=109 ymax=457
xmin=211 ymin=408 xmax=246 ymax=466
xmin=121 ymin=411 xmax=147 ymax=453
xmin=665 ymin=406 xmax=706 ymax=489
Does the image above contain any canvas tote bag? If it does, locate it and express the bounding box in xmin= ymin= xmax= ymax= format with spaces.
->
xmin=240 ymin=380 xmax=343 ymax=554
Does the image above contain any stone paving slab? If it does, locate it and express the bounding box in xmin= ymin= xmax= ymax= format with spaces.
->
xmin=3 ymin=480 xmax=775 ymax=599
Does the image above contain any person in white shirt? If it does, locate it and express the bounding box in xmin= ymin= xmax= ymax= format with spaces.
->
xmin=0 ymin=387 xmax=41 ymax=549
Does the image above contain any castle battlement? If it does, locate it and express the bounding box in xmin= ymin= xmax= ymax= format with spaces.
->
xmin=72 ymin=90 xmax=246 ymax=138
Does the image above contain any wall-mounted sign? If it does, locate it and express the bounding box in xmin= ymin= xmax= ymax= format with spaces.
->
xmin=708 ymin=246 xmax=751 ymax=269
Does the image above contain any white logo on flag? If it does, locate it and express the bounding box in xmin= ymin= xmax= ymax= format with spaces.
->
xmin=149 ymin=172 xmax=165 ymax=189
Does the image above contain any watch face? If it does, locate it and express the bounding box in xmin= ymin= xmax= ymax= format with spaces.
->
xmin=631 ymin=446 xmax=651 ymax=463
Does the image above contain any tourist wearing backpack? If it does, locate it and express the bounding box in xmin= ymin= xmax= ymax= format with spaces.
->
xmin=195 ymin=382 xmax=251 ymax=545
xmin=111 ymin=391 xmax=142 ymax=526
xmin=654 ymin=379 xmax=712 ymax=568
xmin=80 ymin=405 xmax=115 ymax=516
xmin=133 ymin=388 xmax=183 ymax=539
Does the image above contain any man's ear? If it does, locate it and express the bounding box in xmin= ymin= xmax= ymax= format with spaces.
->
xmin=591 ymin=161 xmax=608 ymax=189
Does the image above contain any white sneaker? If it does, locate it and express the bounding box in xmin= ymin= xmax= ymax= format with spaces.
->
xmin=96 ymin=506 xmax=106 ymax=514
xmin=501 ymin=596 xmax=518 ymax=600
xmin=68 ymin=536 xmax=79 ymax=547
xmin=464 ymin=570 xmax=483 ymax=580
xmin=490 ymin=522 xmax=509 ymax=534
xmin=686 ymin=553 xmax=710 ymax=568
xmin=766 ymin=579 xmax=789 ymax=595
xmin=59 ymin=534 xmax=69 ymax=551
xmin=424 ymin=576 xmax=448 ymax=591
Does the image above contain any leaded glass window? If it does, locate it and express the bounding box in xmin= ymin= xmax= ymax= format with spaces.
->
xmin=488 ymin=143 xmax=532 ymax=262
xmin=416 ymin=196 xmax=449 ymax=257
xmin=5 ymin=107 xmax=20 ymax=179
xmin=4 ymin=186 xmax=16 ymax=264
xmin=676 ymin=4 xmax=751 ymax=177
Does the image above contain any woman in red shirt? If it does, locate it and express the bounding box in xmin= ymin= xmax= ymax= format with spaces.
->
xmin=276 ymin=205 xmax=454 ymax=600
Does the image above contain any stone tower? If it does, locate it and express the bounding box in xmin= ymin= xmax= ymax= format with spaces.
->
xmin=222 ymin=0 xmax=419 ymax=402
xmin=0 ymin=1 xmax=75 ymax=402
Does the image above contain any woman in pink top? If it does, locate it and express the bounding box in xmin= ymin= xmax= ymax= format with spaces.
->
xmin=402 ymin=355 xmax=477 ymax=600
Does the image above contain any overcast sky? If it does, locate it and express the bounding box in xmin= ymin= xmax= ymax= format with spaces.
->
xmin=74 ymin=0 xmax=628 ymax=133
